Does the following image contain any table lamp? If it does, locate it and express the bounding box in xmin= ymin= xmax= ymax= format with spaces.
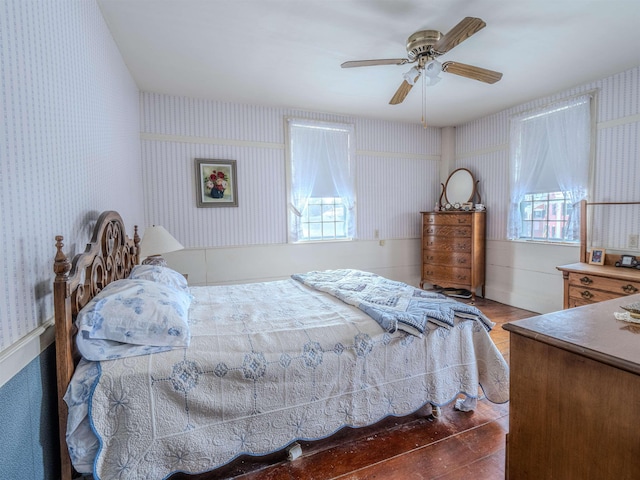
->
xmin=139 ymin=225 xmax=184 ymax=267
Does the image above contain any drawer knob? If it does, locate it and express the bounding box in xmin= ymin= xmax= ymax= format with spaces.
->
xmin=622 ymin=284 xmax=639 ymax=294
xmin=580 ymin=290 xmax=594 ymax=299
xmin=579 ymin=276 xmax=593 ymax=285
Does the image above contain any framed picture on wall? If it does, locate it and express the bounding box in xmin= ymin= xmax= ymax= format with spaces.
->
xmin=195 ymin=159 xmax=238 ymax=207
xmin=588 ymin=248 xmax=606 ymax=265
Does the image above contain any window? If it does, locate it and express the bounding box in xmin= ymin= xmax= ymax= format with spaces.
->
xmin=508 ymin=94 xmax=592 ymax=242
xmin=287 ymin=118 xmax=355 ymax=242
xmin=519 ymin=192 xmax=574 ymax=241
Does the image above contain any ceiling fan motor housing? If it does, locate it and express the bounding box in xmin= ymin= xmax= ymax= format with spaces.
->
xmin=406 ymin=30 xmax=442 ymax=60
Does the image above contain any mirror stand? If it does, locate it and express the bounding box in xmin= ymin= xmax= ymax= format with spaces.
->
xmin=437 ymin=168 xmax=481 ymax=211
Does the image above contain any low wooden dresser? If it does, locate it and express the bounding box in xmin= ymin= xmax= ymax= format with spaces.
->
xmin=420 ymin=210 xmax=485 ymax=300
xmin=504 ymin=294 xmax=640 ymax=479
xmin=556 ymin=262 xmax=640 ymax=309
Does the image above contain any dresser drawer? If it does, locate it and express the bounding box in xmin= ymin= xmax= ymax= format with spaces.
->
xmin=423 ymin=224 xmax=471 ymax=237
xmin=423 ymin=214 xmax=471 ymax=226
xmin=423 ymin=265 xmax=471 ymax=284
xmin=568 ymin=272 xmax=640 ymax=296
xmin=423 ymin=236 xmax=471 ymax=252
xmin=568 ymin=286 xmax=627 ymax=305
xmin=567 ymin=296 xmax=593 ymax=308
xmin=423 ymin=251 xmax=471 ymax=267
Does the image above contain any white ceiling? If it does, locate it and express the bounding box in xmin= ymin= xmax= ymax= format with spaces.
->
xmin=97 ymin=0 xmax=640 ymax=127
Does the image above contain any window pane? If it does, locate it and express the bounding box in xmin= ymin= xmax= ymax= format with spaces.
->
xmin=309 ymin=222 xmax=322 ymax=239
xmin=322 ymin=223 xmax=336 ymax=237
xmin=533 ymin=201 xmax=547 ymax=220
xmin=322 ymin=204 xmax=335 ymax=221
xmin=532 ymin=221 xmax=546 ymax=239
xmin=308 ymin=204 xmax=321 ymax=221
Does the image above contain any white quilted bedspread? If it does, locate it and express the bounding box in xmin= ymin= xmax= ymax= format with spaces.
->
xmin=89 ymin=279 xmax=509 ymax=479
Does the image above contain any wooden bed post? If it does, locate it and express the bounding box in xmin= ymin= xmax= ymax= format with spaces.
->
xmin=54 ymin=236 xmax=74 ymax=480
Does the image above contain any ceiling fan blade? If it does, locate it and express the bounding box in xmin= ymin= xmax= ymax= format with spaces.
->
xmin=442 ymin=61 xmax=503 ymax=84
xmin=389 ymin=80 xmax=414 ymax=105
xmin=433 ymin=17 xmax=486 ymax=54
xmin=341 ymin=58 xmax=409 ymax=68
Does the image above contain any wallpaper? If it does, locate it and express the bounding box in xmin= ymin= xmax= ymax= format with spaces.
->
xmin=140 ymin=93 xmax=441 ymax=247
xmin=0 ymin=0 xmax=142 ymax=352
xmin=456 ymin=66 xmax=640 ymax=248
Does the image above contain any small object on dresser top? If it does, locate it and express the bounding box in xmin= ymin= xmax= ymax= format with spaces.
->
xmin=615 ymin=254 xmax=640 ymax=269
xmin=614 ymin=311 xmax=640 ymax=324
xmin=620 ymin=302 xmax=640 ymax=318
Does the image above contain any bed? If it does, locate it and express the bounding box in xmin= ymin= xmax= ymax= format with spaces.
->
xmin=54 ymin=211 xmax=509 ymax=480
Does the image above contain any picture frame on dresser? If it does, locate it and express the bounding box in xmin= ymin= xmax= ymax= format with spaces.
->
xmin=588 ymin=248 xmax=605 ymax=265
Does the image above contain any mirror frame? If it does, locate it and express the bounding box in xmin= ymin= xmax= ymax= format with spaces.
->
xmin=439 ymin=168 xmax=479 ymax=209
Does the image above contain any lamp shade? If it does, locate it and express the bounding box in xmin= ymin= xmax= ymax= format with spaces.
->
xmin=139 ymin=225 xmax=184 ymax=258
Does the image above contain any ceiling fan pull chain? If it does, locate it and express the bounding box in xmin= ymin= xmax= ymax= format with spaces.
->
xmin=422 ymin=71 xmax=428 ymax=128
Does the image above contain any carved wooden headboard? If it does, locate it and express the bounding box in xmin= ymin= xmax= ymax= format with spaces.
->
xmin=53 ymin=211 xmax=139 ymax=480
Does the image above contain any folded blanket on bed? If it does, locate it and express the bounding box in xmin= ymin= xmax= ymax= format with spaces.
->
xmin=292 ymin=269 xmax=494 ymax=335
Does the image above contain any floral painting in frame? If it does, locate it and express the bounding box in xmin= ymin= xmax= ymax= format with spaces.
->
xmin=195 ymin=159 xmax=238 ymax=207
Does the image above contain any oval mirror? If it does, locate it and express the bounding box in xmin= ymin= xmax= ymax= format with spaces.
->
xmin=443 ymin=168 xmax=476 ymax=206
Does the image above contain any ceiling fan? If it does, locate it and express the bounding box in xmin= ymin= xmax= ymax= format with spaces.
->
xmin=341 ymin=17 xmax=503 ymax=105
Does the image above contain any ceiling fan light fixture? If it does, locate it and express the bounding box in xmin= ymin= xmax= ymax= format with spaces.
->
xmin=402 ymin=66 xmax=421 ymax=86
xmin=425 ymin=59 xmax=442 ymax=78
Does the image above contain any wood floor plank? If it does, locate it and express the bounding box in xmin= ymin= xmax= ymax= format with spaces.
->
xmin=336 ymin=420 xmax=508 ymax=480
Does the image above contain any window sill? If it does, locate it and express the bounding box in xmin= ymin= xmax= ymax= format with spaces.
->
xmin=509 ymin=239 xmax=579 ymax=247
xmin=290 ymin=238 xmax=353 ymax=245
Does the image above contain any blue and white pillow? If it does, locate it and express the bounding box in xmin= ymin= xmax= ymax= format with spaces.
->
xmin=76 ymin=279 xmax=191 ymax=360
xmin=76 ymin=335 xmax=176 ymax=361
xmin=128 ymin=264 xmax=189 ymax=293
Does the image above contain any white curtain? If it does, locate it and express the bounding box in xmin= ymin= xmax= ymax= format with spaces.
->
xmin=507 ymin=95 xmax=591 ymax=240
xmin=288 ymin=119 xmax=356 ymax=242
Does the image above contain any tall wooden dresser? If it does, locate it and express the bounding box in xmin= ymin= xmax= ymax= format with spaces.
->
xmin=420 ymin=210 xmax=486 ymax=300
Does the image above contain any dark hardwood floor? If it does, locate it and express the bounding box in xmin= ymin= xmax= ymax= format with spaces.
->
xmin=175 ymin=298 xmax=538 ymax=480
